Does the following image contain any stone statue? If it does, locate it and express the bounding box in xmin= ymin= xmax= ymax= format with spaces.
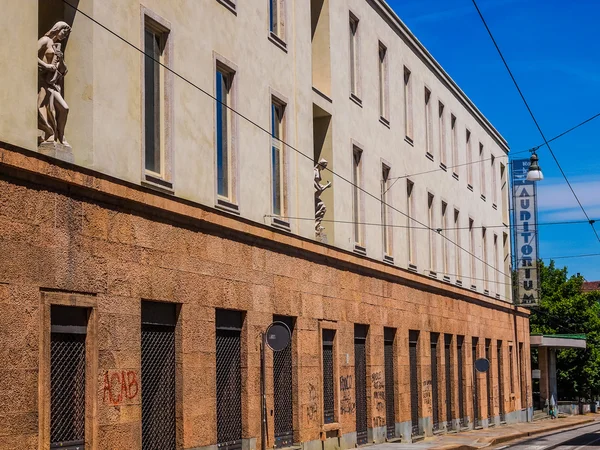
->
xmin=38 ymin=22 xmax=71 ymax=146
xmin=314 ymin=158 xmax=331 ymax=237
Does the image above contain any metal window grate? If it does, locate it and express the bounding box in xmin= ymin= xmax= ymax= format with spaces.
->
xmin=519 ymin=342 xmax=526 ymax=410
xmin=50 ymin=332 xmax=86 ymax=449
xmin=217 ymin=328 xmax=242 ymax=450
xmin=409 ymin=331 xmax=420 ymax=436
xmin=497 ymin=342 xmax=505 ymax=422
xmin=355 ymin=326 xmax=368 ymax=446
xmin=273 ymin=317 xmax=294 ymax=449
xmin=444 ymin=336 xmax=453 ymax=431
xmin=472 ymin=340 xmax=480 ymax=428
xmin=384 ymin=329 xmax=396 ymax=439
xmin=142 ymin=324 xmax=176 ymax=450
xmin=457 ymin=336 xmax=466 ymax=428
xmin=323 ymin=330 xmax=335 ymax=424
xmin=431 ymin=334 xmax=440 ymax=431
xmin=486 ymin=340 xmax=493 ymax=422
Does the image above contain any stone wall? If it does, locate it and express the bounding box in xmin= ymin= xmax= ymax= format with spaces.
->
xmin=0 ymin=145 xmax=531 ymax=449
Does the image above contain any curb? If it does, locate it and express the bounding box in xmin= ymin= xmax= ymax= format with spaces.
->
xmin=430 ymin=417 xmax=595 ymax=450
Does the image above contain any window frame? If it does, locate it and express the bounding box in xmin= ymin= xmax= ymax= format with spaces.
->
xmin=424 ymin=87 xmax=433 ymax=159
xmin=352 ymin=142 xmax=365 ymax=251
xmin=268 ymin=0 xmax=287 ymax=50
xmin=407 ymin=180 xmax=416 ymax=267
xmin=270 ymin=95 xmax=288 ymax=224
xmin=381 ymin=161 xmax=393 ymax=262
xmin=378 ymin=41 xmax=389 ymax=125
xmin=439 ymin=102 xmax=446 ymax=167
xmin=404 ymin=67 xmax=413 ymax=143
xmin=349 ymin=12 xmax=361 ymax=101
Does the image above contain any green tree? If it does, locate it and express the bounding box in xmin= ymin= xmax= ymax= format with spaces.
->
xmin=529 ymin=260 xmax=600 ymax=400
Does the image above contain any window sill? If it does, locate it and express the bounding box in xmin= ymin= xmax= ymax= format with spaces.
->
xmin=428 ymin=270 xmax=437 ymax=279
xmin=271 ymin=216 xmax=291 ymax=231
xmin=426 ymin=152 xmax=434 ymax=162
xmin=142 ymin=174 xmax=174 ymax=194
xmin=492 ymin=203 xmax=498 ymax=210
xmin=467 ymin=184 xmax=474 ymax=192
xmin=440 ymin=162 xmax=447 ymax=172
xmin=353 ymin=243 xmax=367 ymax=256
xmin=495 ymin=293 xmax=501 ymax=299
xmin=405 ymin=135 xmax=414 ymax=146
xmin=470 ymin=284 xmax=477 ymax=291
xmin=481 ymin=194 xmax=486 ymax=202
xmin=215 ymin=197 xmax=240 ymax=215
xmin=383 ymin=254 xmax=394 ymax=265
xmin=453 ymin=172 xmax=459 ymax=181
xmin=484 ymin=289 xmax=490 ymax=296
xmin=379 ymin=116 xmax=390 ymax=128
xmin=443 ymin=275 xmax=451 ymax=283
xmin=268 ymin=32 xmax=288 ymax=52
xmin=350 ymin=93 xmax=363 ymax=107
xmin=312 ymin=86 xmax=332 ymax=103
xmin=408 ymin=263 xmax=418 ymax=272
xmin=216 ymin=0 xmax=237 ymax=15
xmin=456 ymin=279 xmax=463 ymax=286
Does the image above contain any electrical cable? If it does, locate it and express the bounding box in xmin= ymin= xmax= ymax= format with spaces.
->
xmin=61 ymin=0 xmax=515 ymax=281
xmin=471 ymin=0 xmax=600 ymax=244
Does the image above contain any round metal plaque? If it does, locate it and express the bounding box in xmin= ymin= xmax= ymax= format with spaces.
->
xmin=265 ymin=321 xmax=291 ymax=352
xmin=475 ymin=358 xmax=490 ymax=373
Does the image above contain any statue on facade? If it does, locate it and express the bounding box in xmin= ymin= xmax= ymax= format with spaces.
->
xmin=38 ymin=22 xmax=71 ymax=146
xmin=314 ymin=158 xmax=331 ymax=238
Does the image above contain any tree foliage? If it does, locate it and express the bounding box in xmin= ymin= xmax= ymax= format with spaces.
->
xmin=529 ymin=260 xmax=600 ymax=399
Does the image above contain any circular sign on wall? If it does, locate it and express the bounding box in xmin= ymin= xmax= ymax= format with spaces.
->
xmin=265 ymin=321 xmax=291 ymax=351
xmin=475 ymin=358 xmax=490 ymax=373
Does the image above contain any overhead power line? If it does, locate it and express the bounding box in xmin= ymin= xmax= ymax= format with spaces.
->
xmin=471 ymin=0 xmax=600 ymax=244
xmin=62 ymin=0 xmax=515 ymax=281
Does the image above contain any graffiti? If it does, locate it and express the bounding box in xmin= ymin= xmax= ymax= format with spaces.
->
xmin=374 ymin=391 xmax=385 ymax=400
xmin=307 ymin=383 xmax=318 ymax=422
xmin=103 ymin=370 xmax=139 ymax=405
xmin=373 ymin=416 xmax=386 ymax=427
xmin=423 ymin=390 xmax=432 ymax=406
xmin=340 ymin=375 xmax=353 ymax=391
xmin=371 ymin=371 xmax=384 ymax=390
xmin=422 ymin=379 xmax=432 ymax=387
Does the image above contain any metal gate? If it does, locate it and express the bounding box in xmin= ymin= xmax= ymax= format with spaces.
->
xmin=519 ymin=343 xmax=526 ymax=410
xmin=444 ymin=335 xmax=453 ymax=431
xmin=323 ymin=330 xmax=335 ymax=424
xmin=216 ymin=310 xmax=243 ymax=450
xmin=50 ymin=332 xmax=86 ymax=449
xmin=142 ymin=302 xmax=176 ymax=450
xmin=409 ymin=331 xmax=420 ymax=436
xmin=497 ymin=342 xmax=505 ymax=422
xmin=431 ymin=333 xmax=439 ymax=431
xmin=273 ymin=316 xmax=294 ymax=448
xmin=457 ymin=336 xmax=466 ymax=428
xmin=355 ymin=325 xmax=368 ymax=446
xmin=485 ymin=340 xmax=493 ymax=425
xmin=384 ymin=328 xmax=396 ymax=439
xmin=472 ymin=339 xmax=480 ymax=428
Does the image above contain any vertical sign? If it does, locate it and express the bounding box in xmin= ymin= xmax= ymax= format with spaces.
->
xmin=511 ymin=159 xmax=539 ymax=306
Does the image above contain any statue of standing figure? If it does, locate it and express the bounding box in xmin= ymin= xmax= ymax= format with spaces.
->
xmin=314 ymin=158 xmax=331 ymax=237
xmin=38 ymin=22 xmax=71 ymax=146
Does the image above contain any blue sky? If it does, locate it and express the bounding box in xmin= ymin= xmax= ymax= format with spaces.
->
xmin=387 ymin=0 xmax=600 ymax=280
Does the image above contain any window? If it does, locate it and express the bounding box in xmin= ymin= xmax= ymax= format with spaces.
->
xmin=493 ymin=234 xmax=499 ymax=295
xmin=322 ymin=329 xmax=336 ymax=424
xmin=451 ymin=115 xmax=457 ymax=176
xmin=349 ymin=14 xmax=359 ymax=98
xmin=378 ymin=42 xmax=389 ymax=122
xmin=384 ymin=328 xmax=396 ymax=439
xmin=425 ymin=88 xmax=433 ymax=158
xmin=143 ymin=14 xmax=172 ymax=185
xmin=466 ymin=130 xmax=473 ymax=188
xmin=269 ymin=0 xmax=285 ymax=42
xmin=407 ymin=180 xmax=415 ymax=265
xmin=491 ymin=155 xmax=498 ymax=206
xmin=479 ymin=143 xmax=485 ymax=199
xmin=404 ymin=67 xmax=413 ymax=141
xmin=382 ymin=164 xmax=392 ymax=258
xmin=430 ymin=333 xmax=440 ymax=431
xmin=271 ymin=99 xmax=286 ymax=217
xmin=352 ymin=146 xmax=363 ymax=246
xmin=454 ymin=209 xmax=461 ymax=281
xmin=216 ymin=64 xmax=236 ymax=203
xmin=503 ymin=232 xmax=510 ymax=299
xmin=509 ymin=345 xmax=515 ymax=394
xmin=441 ymin=201 xmax=448 ymax=274
xmin=409 ymin=330 xmax=421 ymax=435
xmin=439 ymin=102 xmax=446 ymax=166
xmin=501 ymin=163 xmax=508 ymax=223
xmin=482 ymin=227 xmax=488 ymax=292
xmin=428 ymin=193 xmax=435 ymax=271
xmin=469 ymin=218 xmax=475 ymax=286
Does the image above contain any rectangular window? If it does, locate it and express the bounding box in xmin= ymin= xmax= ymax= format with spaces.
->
xmin=428 ymin=193 xmax=435 ymax=270
xmin=407 ymin=180 xmax=415 ymax=265
xmin=50 ymin=306 xmax=88 ymax=449
xmin=479 ymin=143 xmax=486 ymax=199
xmin=382 ymin=164 xmax=392 ymax=257
xmin=454 ymin=209 xmax=461 ymax=281
xmin=509 ymin=345 xmax=515 ymax=394
xmin=491 ymin=155 xmax=498 ymax=206
xmin=519 ymin=342 xmax=526 ymax=409
xmin=444 ymin=334 xmax=453 ymax=429
xmin=441 ymin=201 xmax=448 ymax=274
xmin=425 ymin=88 xmax=433 ymax=158
xmin=439 ymin=102 xmax=446 ymax=166
xmin=482 ymin=227 xmax=489 ymax=292
xmin=431 ymin=333 xmax=440 ymax=431
xmin=457 ymin=335 xmax=466 ymax=427
xmin=451 ymin=115 xmax=458 ymax=176
xmin=378 ymin=43 xmax=388 ymax=121
xmin=273 ymin=316 xmax=294 ymax=448
xmin=485 ymin=339 xmax=493 ymax=422
xmin=349 ymin=14 xmax=359 ymax=97
xmin=352 ymin=147 xmax=363 ymax=246
xmin=216 ymin=309 xmax=243 ymax=448
xmin=404 ymin=67 xmax=413 ymax=141
xmin=503 ymin=232 xmax=510 ymax=299
xmin=501 ymin=163 xmax=508 ymax=224
xmin=409 ymin=330 xmax=421 ymax=436
xmin=469 ymin=218 xmax=475 ymax=286
xmin=269 ymin=0 xmax=284 ymax=40
xmin=144 ymin=21 xmax=169 ymax=178
xmin=472 ymin=338 xmax=480 ymax=428
xmin=322 ymin=329 xmax=336 ymax=424
xmin=271 ymin=99 xmax=286 ymax=217
xmin=497 ymin=341 xmax=505 ymax=421
xmin=384 ymin=328 xmax=396 ymax=439
xmin=466 ymin=130 xmax=473 ymax=188
xmin=493 ymin=234 xmax=499 ymax=295
xmin=216 ymin=66 xmax=235 ymax=201
xmin=355 ymin=325 xmax=368 ymax=445
xmin=142 ymin=301 xmax=177 ymax=449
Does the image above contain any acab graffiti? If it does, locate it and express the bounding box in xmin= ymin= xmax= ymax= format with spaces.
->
xmin=103 ymin=370 xmax=139 ymax=405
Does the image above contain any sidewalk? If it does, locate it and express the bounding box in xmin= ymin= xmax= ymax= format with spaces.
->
xmin=367 ymin=415 xmax=597 ymax=450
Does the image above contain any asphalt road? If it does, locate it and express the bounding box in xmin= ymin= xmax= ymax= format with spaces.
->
xmin=497 ymin=422 xmax=600 ymax=450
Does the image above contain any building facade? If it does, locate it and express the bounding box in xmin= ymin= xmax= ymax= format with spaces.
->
xmin=0 ymin=0 xmax=530 ymax=449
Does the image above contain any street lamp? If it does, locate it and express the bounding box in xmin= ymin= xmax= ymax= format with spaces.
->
xmin=526 ymin=150 xmax=544 ymax=182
